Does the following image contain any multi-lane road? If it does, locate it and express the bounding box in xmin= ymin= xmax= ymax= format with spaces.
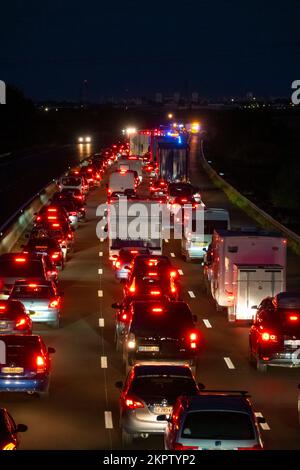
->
xmin=1 ymin=136 xmax=300 ymax=450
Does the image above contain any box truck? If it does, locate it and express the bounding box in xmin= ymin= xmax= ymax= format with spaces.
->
xmin=206 ymin=229 xmax=287 ymax=322
xmin=108 ymin=170 xmax=136 ymax=198
xmin=157 ymin=137 xmax=189 ymax=182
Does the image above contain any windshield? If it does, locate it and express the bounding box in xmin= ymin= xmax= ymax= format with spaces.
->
xmin=169 ymin=184 xmax=193 ymax=197
xmin=61 ymin=177 xmax=81 ymax=186
xmin=181 ymin=411 xmax=255 ymax=440
xmin=10 ymin=285 xmax=53 ymax=299
xmin=0 ymin=260 xmax=44 ymax=278
xmin=129 ymin=376 xmax=197 ymax=400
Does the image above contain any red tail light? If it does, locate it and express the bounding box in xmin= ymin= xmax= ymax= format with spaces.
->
xmin=108 ymin=189 xmax=112 ymax=195
xmin=28 ymin=283 xmax=38 ymax=288
xmin=15 ymin=317 xmax=28 ymax=329
xmin=36 ymin=355 xmax=47 ymax=373
xmin=124 ymin=396 xmax=144 ymax=409
xmin=14 ymin=257 xmax=26 ymax=263
xmin=288 ymin=314 xmax=299 ymax=322
xmin=115 ymin=261 xmax=121 ymax=269
xmin=181 ymin=198 xmax=188 ymax=203
xmin=261 ymin=331 xmax=277 ymax=342
xmin=170 ymin=270 xmax=177 ymax=278
xmin=227 ymin=292 xmax=235 ymax=302
xmin=49 ymin=298 xmax=60 ymax=308
xmin=150 ymin=290 xmax=161 ymax=296
xmin=69 ymin=211 xmax=77 ymax=216
xmin=189 ymin=331 xmax=199 ymax=349
xmin=129 ymin=279 xmax=136 ymax=293
xmin=52 ymin=223 xmax=60 ymax=228
xmin=130 ymin=250 xmax=138 ymax=254
xmin=51 ymin=252 xmax=60 ymax=260
xmin=152 ymin=307 xmax=163 ymax=313
xmin=0 ymin=305 xmax=6 ymax=312
xmin=36 ymin=216 xmax=42 ymax=221
xmin=67 ymin=233 xmax=73 ymax=239
xmin=174 ymin=443 xmax=198 ymax=450
xmin=47 ymin=208 xmax=57 ymax=212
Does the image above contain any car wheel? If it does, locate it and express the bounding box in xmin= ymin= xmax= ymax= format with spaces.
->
xmin=122 ymin=429 xmax=133 ymax=447
xmin=256 ymin=358 xmax=267 ymax=373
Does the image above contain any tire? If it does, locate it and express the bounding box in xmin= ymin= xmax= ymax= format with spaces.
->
xmin=122 ymin=429 xmax=133 ymax=447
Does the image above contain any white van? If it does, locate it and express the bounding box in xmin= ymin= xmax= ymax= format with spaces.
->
xmin=108 ymin=170 xmax=136 ymax=197
xmin=117 ymin=157 xmax=143 ymax=182
xmin=58 ymin=175 xmax=84 ymax=193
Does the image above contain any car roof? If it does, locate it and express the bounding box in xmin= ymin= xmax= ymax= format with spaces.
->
xmin=133 ymin=364 xmax=193 ymax=378
xmin=182 ymin=395 xmax=252 ymax=414
xmin=0 ymin=334 xmax=42 ymax=345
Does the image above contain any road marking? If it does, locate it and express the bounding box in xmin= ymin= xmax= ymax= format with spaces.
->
xmin=203 ymin=319 xmax=212 ymax=328
xmin=104 ymin=411 xmax=113 ymax=429
xmin=224 ymin=357 xmax=235 ymax=369
xmin=188 ymin=291 xmax=195 ymax=298
xmin=178 ymin=269 xmax=184 ymax=275
xmin=101 ymin=356 xmax=108 ymax=368
xmin=170 ymin=253 xmax=175 ymax=258
xmin=255 ymin=412 xmax=271 ymax=430
xmin=98 ymin=268 xmax=103 ymax=275
xmin=99 ymin=318 xmax=105 ymax=327
xmin=164 ymin=239 xmax=169 ymax=243
xmin=98 ymin=290 xmax=103 ymax=297
xmin=99 ymin=251 xmax=103 ymax=257
xmin=100 ymin=238 xmax=104 ymax=243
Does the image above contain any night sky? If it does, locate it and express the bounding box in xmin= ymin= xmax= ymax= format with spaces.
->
xmin=1 ymin=0 xmax=299 ymax=101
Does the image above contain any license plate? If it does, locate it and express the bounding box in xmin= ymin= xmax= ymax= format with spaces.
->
xmin=0 ymin=322 xmax=8 ymax=330
xmin=284 ymin=340 xmax=300 ymax=348
xmin=193 ymin=242 xmax=206 ymax=247
xmin=154 ymin=406 xmax=172 ymax=415
xmin=1 ymin=367 xmax=24 ymax=374
xmin=138 ymin=346 xmax=159 ymax=352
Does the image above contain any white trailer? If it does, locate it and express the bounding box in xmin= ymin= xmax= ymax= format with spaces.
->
xmin=231 ymin=264 xmax=285 ymax=321
xmin=108 ymin=199 xmax=163 ymax=258
xmin=129 ymin=134 xmax=151 ymax=156
xmin=208 ymin=230 xmax=287 ymax=322
xmin=108 ymin=171 xmax=136 ymax=197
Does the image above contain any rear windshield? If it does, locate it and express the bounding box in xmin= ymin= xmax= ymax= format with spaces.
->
xmin=61 ymin=177 xmax=81 ymax=186
xmin=130 ymin=376 xmax=197 ymax=400
xmin=27 ymin=239 xmax=57 ymax=251
xmin=111 ymin=239 xmax=146 ymax=249
xmin=10 ymin=285 xmax=53 ymax=299
xmin=0 ymin=260 xmax=44 ymax=278
xmin=169 ymin=184 xmax=193 ymax=197
xmin=0 ymin=342 xmax=40 ymax=367
xmin=181 ymin=411 xmax=255 ymax=440
xmin=131 ymin=310 xmax=193 ymax=336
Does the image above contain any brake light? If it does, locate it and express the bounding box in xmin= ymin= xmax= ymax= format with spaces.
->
xmin=147 ymin=259 xmax=158 ymax=266
xmin=47 ymin=216 xmax=57 ymax=220
xmin=14 ymin=257 xmax=26 ymax=263
xmin=0 ymin=305 xmax=6 ymax=311
xmin=88 ymin=168 xmax=93 ymax=172
xmin=36 ymin=216 xmax=42 ymax=221
xmin=52 ymin=223 xmax=60 ymax=228
xmin=124 ymin=397 xmax=144 ymax=409
xmin=150 ymin=290 xmax=161 ymax=296
xmin=152 ymin=307 xmax=163 ymax=313
xmin=108 ymin=189 xmax=112 ymax=195
xmin=181 ymin=198 xmax=188 ymax=203
xmin=130 ymin=250 xmax=138 ymax=254
xmin=148 ymin=272 xmax=158 ymax=277
xmin=36 ymin=355 xmax=46 ymax=373
xmin=174 ymin=443 xmax=198 ymax=450
xmin=51 ymin=252 xmax=60 ymax=260
xmin=28 ymin=283 xmax=38 ymax=288
xmin=129 ymin=278 xmax=136 ymax=293
xmin=170 ymin=270 xmax=177 ymax=278
xmin=227 ymin=292 xmax=235 ymax=301
xmin=289 ymin=315 xmax=299 ymax=322
xmin=2 ymin=442 xmax=16 ymax=450
xmin=121 ymin=313 xmax=127 ymax=321
xmin=15 ymin=317 xmax=28 ymax=329
xmin=49 ymin=298 xmax=60 ymax=308
xmin=47 ymin=208 xmax=57 ymax=212
xmin=115 ymin=261 xmax=121 ymax=269
xmin=261 ymin=332 xmax=277 ymax=342
xmin=67 ymin=233 xmax=73 ymax=239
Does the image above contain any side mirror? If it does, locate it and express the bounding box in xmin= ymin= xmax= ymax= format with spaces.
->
xmin=111 ymin=302 xmax=121 ymax=309
xmin=198 ymin=382 xmax=205 ymax=390
xmin=192 ymin=315 xmax=198 ymax=323
xmin=257 ymin=417 xmax=266 ymax=424
xmin=16 ymin=424 xmax=28 ymax=433
xmin=115 ymin=381 xmax=123 ymax=389
xmin=156 ymin=415 xmax=168 ymax=422
xmin=48 ymin=347 xmax=56 ymax=354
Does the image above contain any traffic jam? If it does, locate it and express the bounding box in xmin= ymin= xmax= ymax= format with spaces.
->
xmin=0 ymin=124 xmax=300 ymax=451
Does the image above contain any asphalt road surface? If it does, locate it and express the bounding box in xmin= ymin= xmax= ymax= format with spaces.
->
xmin=2 ymin=136 xmax=300 ymax=449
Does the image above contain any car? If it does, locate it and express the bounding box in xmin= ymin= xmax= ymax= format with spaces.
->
xmin=35 ymin=204 xmax=70 ymax=227
xmin=167 ymin=183 xmax=198 ymax=217
xmin=124 ymin=272 xmax=181 ymax=301
xmin=9 ymin=280 xmax=63 ymax=328
xmin=127 ymin=255 xmax=173 ymax=278
xmin=60 ymin=187 xmax=86 ymax=204
xmin=22 ymin=237 xmax=64 ymax=270
xmin=49 ymin=195 xmax=79 ymax=229
xmin=0 ymin=299 xmax=32 ymax=334
xmin=115 ymin=364 xmax=200 ymax=446
xmin=249 ymin=292 xmax=300 ymax=372
xmin=0 ymin=334 xmax=55 ymax=397
xmin=0 ymin=253 xmax=49 ymax=298
xmin=149 ymin=179 xmax=168 ymax=196
xmin=0 ymin=408 xmax=27 ymax=450
xmin=80 ymin=164 xmax=100 ymax=186
xmin=122 ymin=300 xmax=199 ymax=373
xmin=159 ymin=390 xmax=264 ymax=450
xmin=58 ymin=175 xmax=85 ymax=193
xmin=30 ymin=226 xmax=72 ymax=261
xmin=77 ymin=135 xmax=92 ymax=144
xmin=113 ymin=247 xmax=151 ymax=281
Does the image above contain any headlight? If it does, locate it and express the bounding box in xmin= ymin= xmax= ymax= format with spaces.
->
xmin=85 ymin=136 xmax=91 ymax=143
xmin=78 ymin=137 xmax=84 ymax=143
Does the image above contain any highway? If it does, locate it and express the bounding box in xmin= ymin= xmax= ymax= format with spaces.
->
xmin=1 ymin=135 xmax=300 ymax=450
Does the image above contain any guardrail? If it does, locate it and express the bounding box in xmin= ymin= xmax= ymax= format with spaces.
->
xmin=200 ymin=140 xmax=300 ymax=257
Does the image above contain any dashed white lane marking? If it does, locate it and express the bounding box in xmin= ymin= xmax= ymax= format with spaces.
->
xmin=164 ymin=239 xmax=169 ymax=243
xmin=99 ymin=252 xmax=103 ymax=257
xmin=224 ymin=357 xmax=235 ymax=369
xmin=99 ymin=318 xmax=105 ymax=327
xmin=98 ymin=268 xmax=103 ymax=275
xmin=98 ymin=290 xmax=103 ymax=297
xmin=203 ymin=319 xmax=212 ymax=328
xmin=170 ymin=253 xmax=175 ymax=258
xmin=101 ymin=356 xmax=108 ymax=368
xmin=178 ymin=269 xmax=184 ymax=275
xmin=188 ymin=291 xmax=195 ymax=298
xmin=100 ymin=238 xmax=104 ymax=243
xmin=104 ymin=411 xmax=113 ymax=429
xmin=255 ymin=412 xmax=271 ymax=430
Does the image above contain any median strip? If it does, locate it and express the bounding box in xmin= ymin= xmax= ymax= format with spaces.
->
xmin=224 ymin=357 xmax=235 ymax=369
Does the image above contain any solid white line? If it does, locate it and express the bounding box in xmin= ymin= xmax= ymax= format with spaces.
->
xmin=224 ymin=357 xmax=235 ymax=369
xmin=170 ymin=253 xmax=175 ymax=258
xmin=104 ymin=411 xmax=113 ymax=429
xmin=99 ymin=251 xmax=103 ymax=257
xmin=164 ymin=239 xmax=169 ymax=243
xmin=98 ymin=268 xmax=103 ymax=275
xmin=203 ymin=319 xmax=212 ymax=328
xmin=98 ymin=290 xmax=103 ymax=297
xmin=101 ymin=356 xmax=108 ymax=368
xmin=260 ymin=422 xmax=271 ymax=431
xmin=188 ymin=291 xmax=195 ymax=298
xmin=99 ymin=318 xmax=105 ymax=327
xmin=178 ymin=269 xmax=184 ymax=275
